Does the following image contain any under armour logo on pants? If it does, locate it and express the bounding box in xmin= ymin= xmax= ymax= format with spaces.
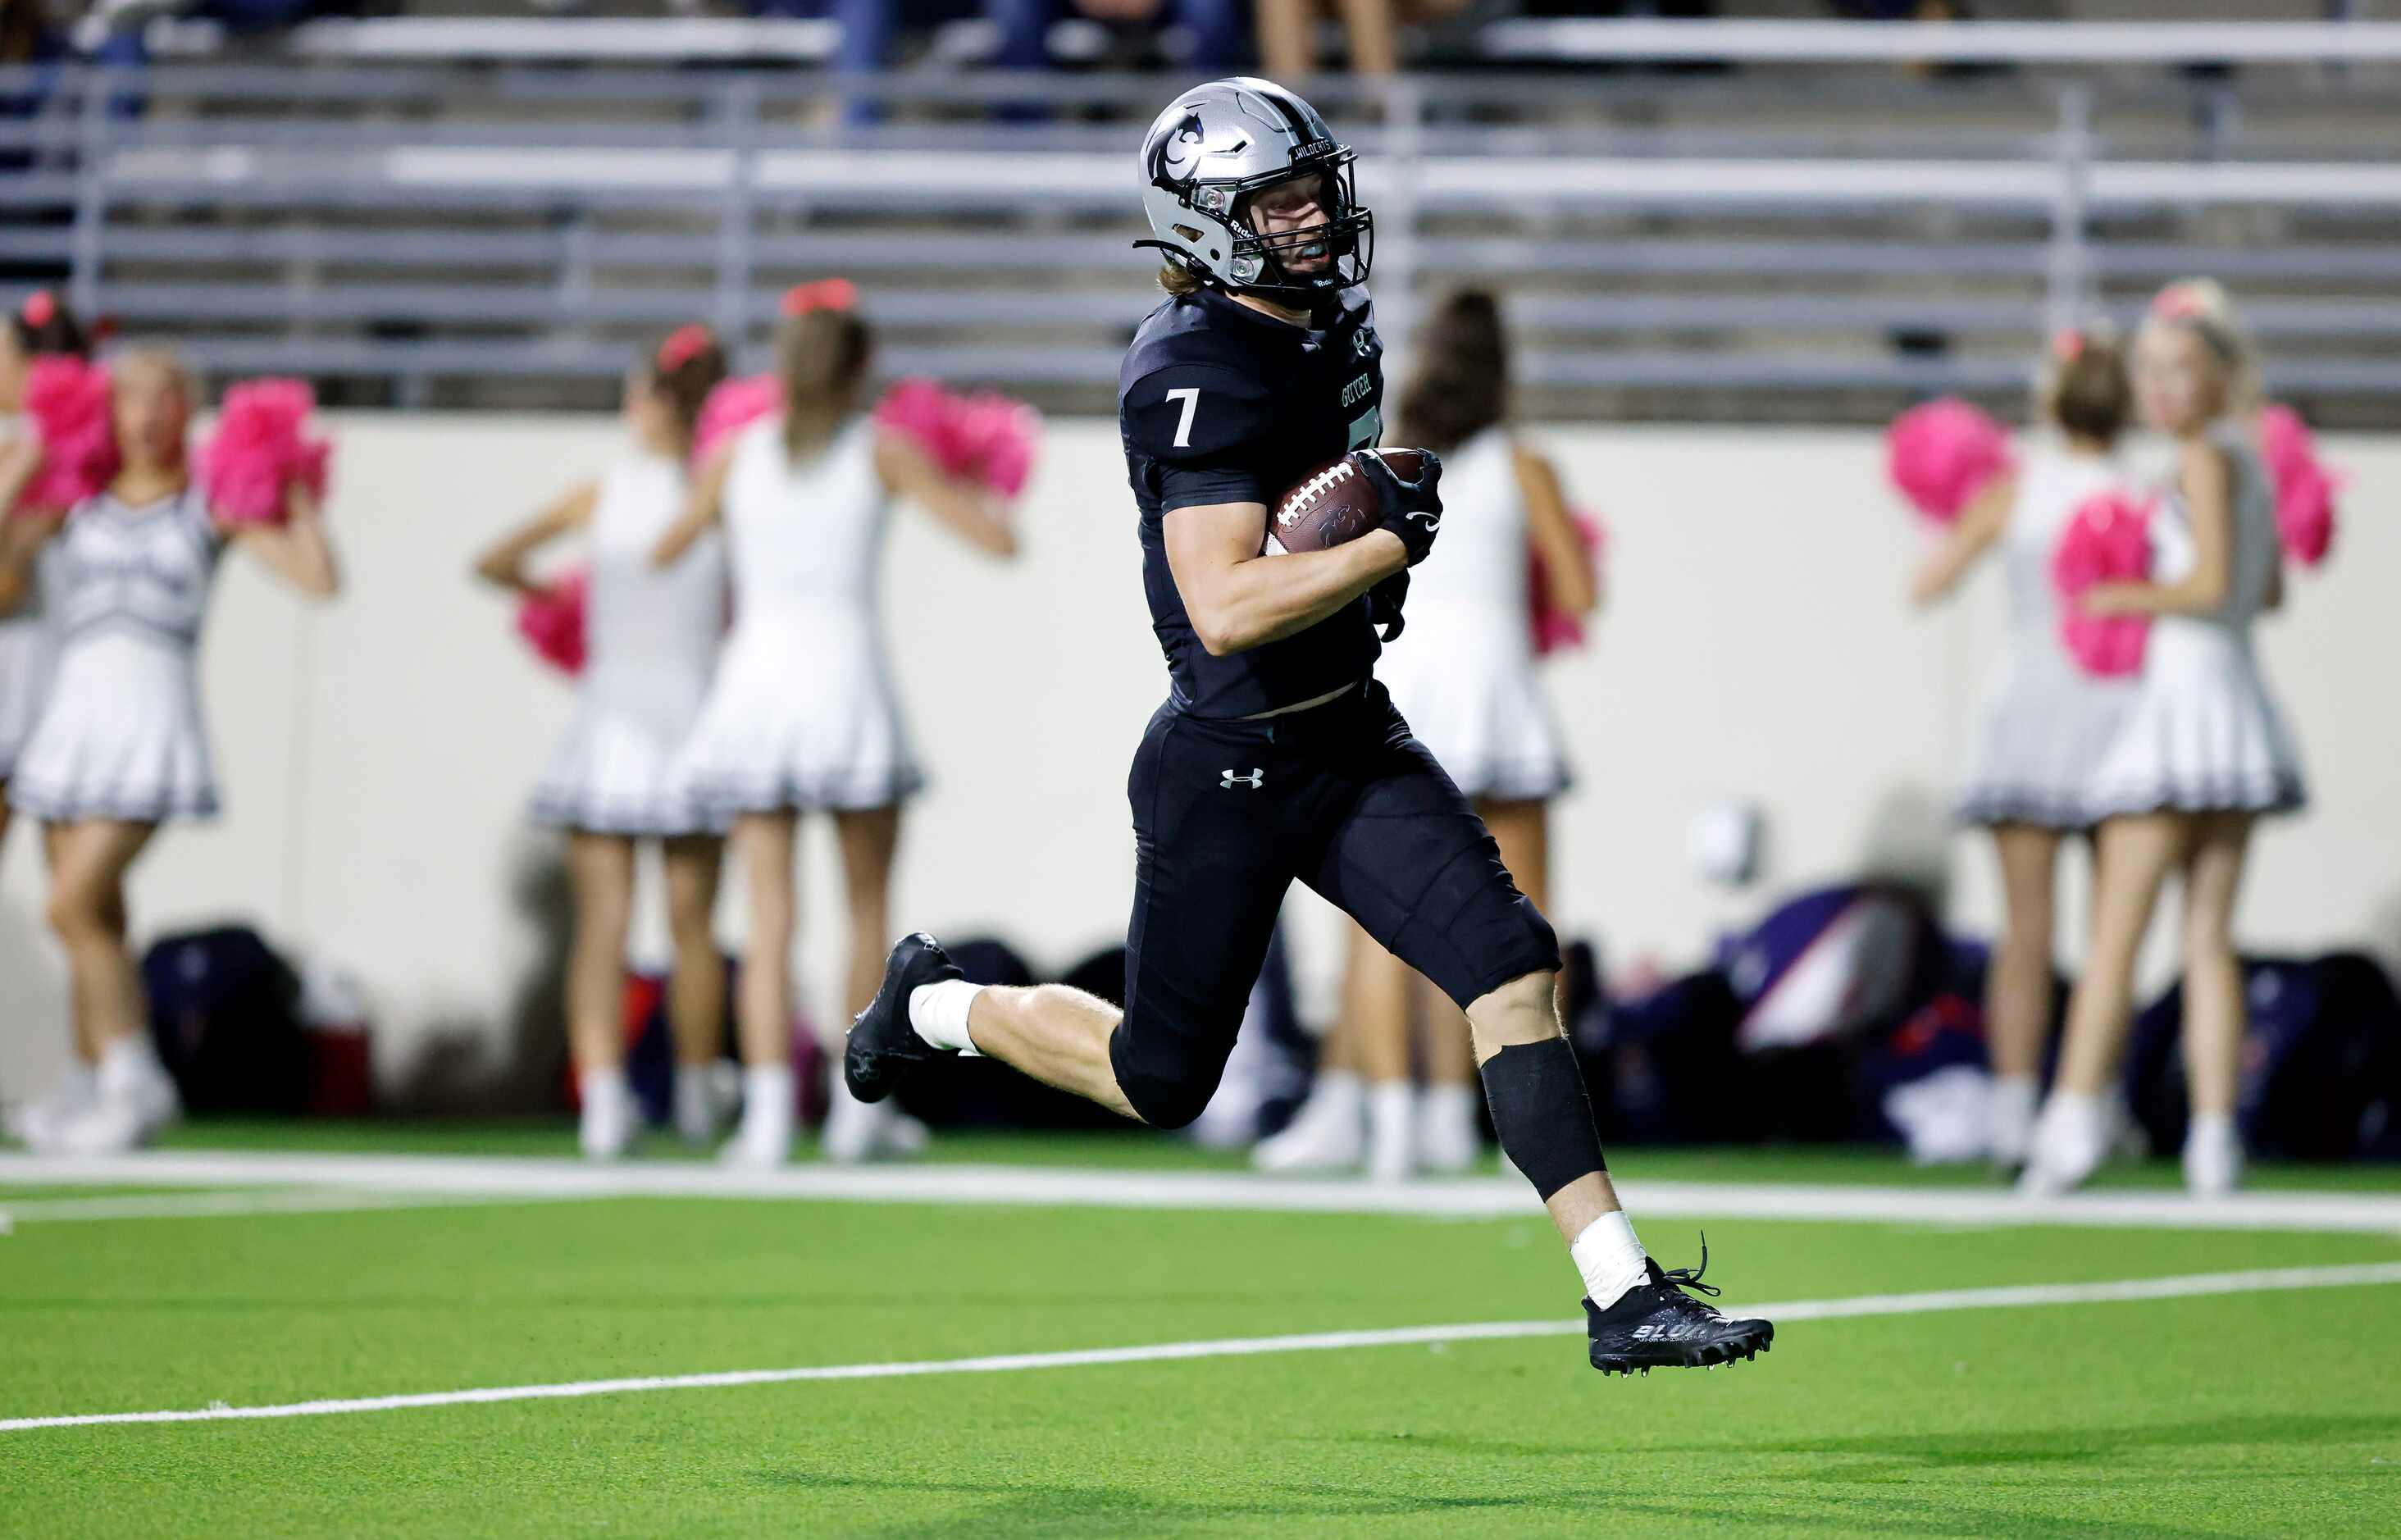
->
xmin=1221 ymin=768 xmax=1264 ymax=790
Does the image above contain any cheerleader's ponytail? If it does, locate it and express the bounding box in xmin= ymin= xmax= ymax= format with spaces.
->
xmin=774 ymin=280 xmax=872 ymax=465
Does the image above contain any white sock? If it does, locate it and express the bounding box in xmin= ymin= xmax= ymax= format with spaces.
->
xmin=1312 ymin=1068 xmax=1363 ymax=1118
xmin=1989 ymin=1074 xmax=2039 ymax=1161
xmin=2047 ymin=1087 xmax=2107 ymax=1134
xmin=1366 ymin=1081 xmax=1414 ymax=1179
xmin=2187 ymin=1109 xmax=2236 ymax=1146
xmin=673 ymin=1068 xmax=717 ymax=1143
xmin=741 ymin=1063 xmax=795 ymax=1127
xmin=1570 ymin=1211 xmax=1650 ymax=1308
xmin=1423 ymin=1082 xmax=1479 ymax=1139
xmin=578 ymin=1063 xmax=629 ymax=1110
xmin=57 ymin=1060 xmax=98 ymax=1100
xmin=97 ymin=1035 xmax=161 ymax=1099
xmin=908 ymin=980 xmax=984 ymax=1056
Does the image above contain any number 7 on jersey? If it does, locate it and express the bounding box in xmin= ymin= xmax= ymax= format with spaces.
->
xmin=1164 ymin=386 xmax=1200 ymax=449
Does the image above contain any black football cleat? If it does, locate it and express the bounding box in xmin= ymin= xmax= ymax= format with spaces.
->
xmin=845 ymin=932 xmax=962 ymax=1104
xmin=1585 ymin=1237 xmax=1774 ymax=1378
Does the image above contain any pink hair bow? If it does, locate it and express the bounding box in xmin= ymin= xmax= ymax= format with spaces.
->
xmin=656 ymin=323 xmax=714 ymax=372
xmin=780 ymin=279 xmax=858 ymax=317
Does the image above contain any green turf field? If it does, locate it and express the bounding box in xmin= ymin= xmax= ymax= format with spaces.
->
xmin=3 ymin=1128 xmax=2398 ymax=1538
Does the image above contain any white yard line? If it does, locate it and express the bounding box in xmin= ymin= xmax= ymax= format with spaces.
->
xmin=5 ymin=1260 xmax=2398 ymax=1435
xmin=0 ymin=1187 xmax=585 ymax=1226
xmin=2 ymin=1149 xmax=2399 ymax=1233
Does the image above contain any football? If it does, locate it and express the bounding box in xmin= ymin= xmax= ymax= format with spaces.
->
xmin=1263 ymin=448 xmax=1431 ymax=555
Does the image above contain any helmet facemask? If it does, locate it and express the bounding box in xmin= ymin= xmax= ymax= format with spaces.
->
xmin=1219 ymin=152 xmax=1373 ymax=301
xmin=1155 ymin=148 xmax=1374 ymax=303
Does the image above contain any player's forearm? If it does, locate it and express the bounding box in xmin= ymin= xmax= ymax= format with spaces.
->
xmin=1197 ymin=531 xmax=1404 ymax=655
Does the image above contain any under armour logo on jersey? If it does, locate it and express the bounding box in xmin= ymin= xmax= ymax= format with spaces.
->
xmin=1221 ymin=768 xmax=1265 ymax=790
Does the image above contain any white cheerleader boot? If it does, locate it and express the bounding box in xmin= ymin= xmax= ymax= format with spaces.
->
xmin=3 ymin=1062 xmax=98 ymax=1148
xmin=2016 ymin=1089 xmax=2114 ymax=1196
xmin=672 ymin=1066 xmax=726 ymax=1148
xmin=1365 ymin=1081 xmax=1415 ymax=1184
xmin=872 ymin=1109 xmax=932 ymax=1158
xmin=1415 ymin=1083 xmax=1483 ymax=1174
xmin=2182 ymin=1111 xmax=2245 ymax=1196
xmin=720 ymin=1064 xmax=794 ymax=1169
xmin=577 ymin=1068 xmax=637 ymax=1162
xmin=820 ymin=1065 xmax=891 ymax=1165
xmin=1987 ymin=1074 xmax=2039 ymax=1175
xmin=1253 ymin=1069 xmax=1365 ymax=1173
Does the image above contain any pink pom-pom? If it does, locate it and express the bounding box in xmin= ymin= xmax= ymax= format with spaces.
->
xmin=515 ymin=567 xmax=589 ymax=677
xmin=2050 ymin=490 xmax=2153 ymax=677
xmin=2274 ymin=460 xmax=2338 ymax=568
xmin=2257 ymin=403 xmax=2316 ymax=486
xmin=691 ymin=374 xmax=781 ymax=467
xmin=2257 ymin=402 xmax=2339 ymax=567
xmin=14 ymin=355 xmax=117 ymax=516
xmin=949 ymin=391 xmax=1041 ymax=499
xmin=1886 ymin=399 xmax=2015 ymax=525
xmin=1528 ymin=508 xmax=1606 ymax=658
xmin=873 ymin=379 xmax=1041 ymax=499
xmin=197 ymin=378 xmax=332 ymax=526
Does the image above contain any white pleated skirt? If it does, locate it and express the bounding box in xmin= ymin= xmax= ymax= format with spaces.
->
xmin=10 ymin=627 xmax=218 ymax=823
xmin=0 ymin=613 xmax=57 ymax=781
xmin=1378 ymin=599 xmax=1572 ymax=803
xmin=677 ymin=610 xmax=923 ymax=814
xmin=531 ymin=662 xmax=722 ymax=838
xmin=2084 ymin=622 xmax=2307 ymax=820
xmin=1955 ymin=640 xmax=2136 ymax=830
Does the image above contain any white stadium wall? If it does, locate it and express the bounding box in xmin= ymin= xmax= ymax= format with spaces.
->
xmin=3 ymin=415 xmax=2396 ymax=1105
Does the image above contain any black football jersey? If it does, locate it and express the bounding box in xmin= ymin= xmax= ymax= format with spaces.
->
xmin=1118 ymin=284 xmax=1386 ymax=718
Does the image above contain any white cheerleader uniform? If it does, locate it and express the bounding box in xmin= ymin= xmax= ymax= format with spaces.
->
xmin=1954 ymin=445 xmax=2138 ymax=828
xmin=531 ymin=451 xmax=727 ymax=836
xmin=9 ymin=485 xmax=222 ymax=822
xmin=678 ymin=417 xmax=923 ymax=813
xmin=1375 ymin=426 xmax=1571 ymax=801
xmin=2084 ymin=424 xmax=2306 ymax=819
xmin=0 ymin=414 xmax=60 ymax=785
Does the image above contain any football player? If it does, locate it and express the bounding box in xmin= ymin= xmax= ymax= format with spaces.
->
xmin=847 ymin=77 xmax=1771 ymax=1377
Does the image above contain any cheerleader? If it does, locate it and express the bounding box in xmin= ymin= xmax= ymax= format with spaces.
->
xmin=1909 ymin=329 xmax=2137 ymax=1173
xmin=1256 ymin=290 xmax=1592 ymax=1180
xmin=0 ymin=349 xmax=341 ymax=1154
xmin=0 ymin=292 xmax=93 ymax=1142
xmin=2022 ymin=280 xmax=2306 ymax=1196
xmin=654 ymin=281 xmax=1017 ymax=1167
xmin=472 ymin=327 xmax=732 ymax=1160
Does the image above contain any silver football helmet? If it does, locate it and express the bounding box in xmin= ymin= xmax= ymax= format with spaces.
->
xmin=1137 ymin=77 xmax=1373 ymax=302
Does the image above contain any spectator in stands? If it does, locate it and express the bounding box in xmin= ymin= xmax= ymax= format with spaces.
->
xmin=652 ymin=280 xmax=1018 ymax=1166
xmin=0 ymin=347 xmax=343 ymax=1155
xmin=1255 ymin=0 xmax=1471 ymax=81
xmin=2023 ymin=280 xmax=2308 ymax=1199
xmin=987 ymin=0 xmax=1248 ymax=75
xmin=1256 ymin=290 xmax=1594 ymax=1181
xmin=1907 ymin=326 xmax=2136 ymax=1175
xmin=471 ymin=328 xmax=734 ymax=1162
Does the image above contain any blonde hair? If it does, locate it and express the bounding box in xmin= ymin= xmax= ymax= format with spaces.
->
xmin=2145 ymin=277 xmax=2262 ymax=417
xmin=776 ymin=306 xmax=872 ymax=463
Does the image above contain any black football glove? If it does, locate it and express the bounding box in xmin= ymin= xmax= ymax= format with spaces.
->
xmin=1355 ymin=448 xmax=1443 ymax=567
xmin=1368 ymin=571 xmax=1408 ymax=643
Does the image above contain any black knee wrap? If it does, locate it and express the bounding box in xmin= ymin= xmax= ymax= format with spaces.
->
xmin=1478 ymin=1037 xmax=1606 ymax=1201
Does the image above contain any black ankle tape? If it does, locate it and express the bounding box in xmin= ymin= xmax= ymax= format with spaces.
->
xmin=1478 ymin=1037 xmax=1607 ymax=1201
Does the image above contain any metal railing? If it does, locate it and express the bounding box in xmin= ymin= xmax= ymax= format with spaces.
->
xmin=5 ymin=40 xmax=2401 ymax=421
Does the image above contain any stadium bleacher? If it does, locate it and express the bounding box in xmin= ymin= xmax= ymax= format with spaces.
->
xmin=6 ymin=12 xmax=2401 ymax=421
